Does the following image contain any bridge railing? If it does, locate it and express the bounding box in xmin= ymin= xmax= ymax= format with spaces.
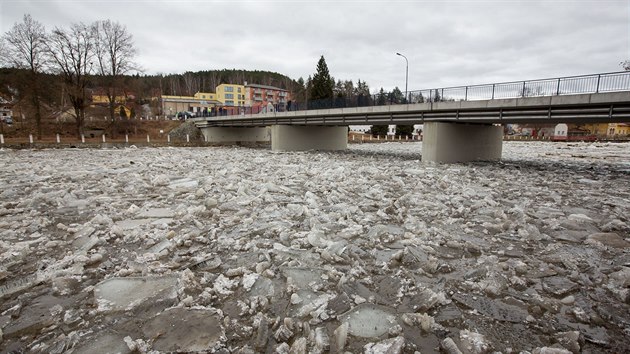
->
xmin=210 ymin=71 xmax=630 ymax=117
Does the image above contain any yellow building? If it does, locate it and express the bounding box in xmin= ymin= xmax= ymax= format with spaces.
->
xmin=607 ymin=123 xmax=630 ymax=136
xmin=92 ymin=94 xmax=126 ymax=105
xmin=115 ymin=105 xmax=132 ymax=118
xmin=583 ymin=123 xmax=629 ymax=137
xmin=161 ymin=92 xmax=221 ymax=117
xmin=216 ymin=84 xmax=246 ymax=107
xmin=583 ymin=123 xmax=608 ymax=136
xmin=193 ymin=92 xmax=218 ymax=101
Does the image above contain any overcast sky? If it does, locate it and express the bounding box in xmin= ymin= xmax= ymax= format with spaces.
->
xmin=2 ymin=0 xmax=629 ymax=93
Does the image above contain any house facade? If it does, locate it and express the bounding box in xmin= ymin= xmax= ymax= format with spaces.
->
xmin=243 ymin=83 xmax=290 ymax=112
xmin=161 ymin=92 xmax=222 ymax=117
xmin=216 ymin=84 xmax=246 ymax=107
xmin=583 ymin=123 xmax=630 ymax=137
xmin=0 ymin=96 xmax=13 ymax=123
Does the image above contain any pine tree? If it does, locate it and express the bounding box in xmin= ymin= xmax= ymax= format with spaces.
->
xmin=376 ymin=88 xmax=387 ymax=105
xmin=309 ymin=56 xmax=334 ymax=101
xmin=388 ymin=87 xmax=404 ymax=104
xmin=433 ymin=89 xmax=441 ymax=102
xmin=370 ymin=125 xmax=388 ymax=136
xmin=396 ymin=125 xmax=414 ymax=137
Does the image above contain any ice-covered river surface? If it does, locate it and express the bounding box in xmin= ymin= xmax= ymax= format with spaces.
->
xmin=0 ymin=141 xmax=629 ymax=353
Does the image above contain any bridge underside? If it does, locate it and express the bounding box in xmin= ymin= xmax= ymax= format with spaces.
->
xmin=201 ymin=123 xmax=501 ymax=163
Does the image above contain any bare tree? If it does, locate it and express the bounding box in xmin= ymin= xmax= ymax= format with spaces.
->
xmin=93 ymin=20 xmax=137 ymax=137
xmin=46 ymin=22 xmax=95 ymax=139
xmin=1 ymin=14 xmax=47 ymax=139
xmin=621 ymin=60 xmax=630 ymax=71
xmin=183 ymin=72 xmax=199 ymax=95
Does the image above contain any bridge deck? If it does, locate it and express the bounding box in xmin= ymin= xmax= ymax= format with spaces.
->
xmin=196 ymin=92 xmax=630 ymax=127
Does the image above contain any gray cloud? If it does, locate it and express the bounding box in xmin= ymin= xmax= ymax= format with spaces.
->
xmin=2 ymin=0 xmax=628 ymax=93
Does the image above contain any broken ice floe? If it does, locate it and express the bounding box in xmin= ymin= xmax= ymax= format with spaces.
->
xmin=339 ymin=303 xmax=398 ymax=338
xmin=93 ymin=276 xmax=178 ymax=312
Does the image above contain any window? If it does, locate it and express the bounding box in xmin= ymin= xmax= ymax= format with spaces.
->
xmin=225 ymin=93 xmax=234 ymax=99
xmin=225 ymin=86 xmax=234 ymax=92
xmin=225 ymin=100 xmax=234 ymax=106
xmin=238 ymin=87 xmax=242 ymax=93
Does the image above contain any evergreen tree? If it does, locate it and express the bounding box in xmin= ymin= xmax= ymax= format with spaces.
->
xmin=376 ymin=88 xmax=387 ymax=105
xmin=416 ymin=91 xmax=425 ymax=103
xmin=396 ymin=124 xmax=414 ymax=137
xmin=355 ymin=79 xmax=370 ymax=106
xmin=309 ymin=56 xmax=334 ymax=101
xmin=119 ymin=105 xmax=127 ymax=120
xmin=370 ymin=125 xmax=388 ymax=137
xmin=388 ymin=87 xmax=404 ymax=104
xmin=433 ymin=89 xmax=441 ymax=102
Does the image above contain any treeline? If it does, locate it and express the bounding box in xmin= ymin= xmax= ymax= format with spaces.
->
xmin=158 ymin=69 xmax=298 ymax=96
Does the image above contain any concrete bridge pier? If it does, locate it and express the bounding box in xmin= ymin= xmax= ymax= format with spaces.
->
xmin=200 ymin=127 xmax=270 ymax=144
xmin=271 ymin=125 xmax=347 ymax=151
xmin=422 ymin=122 xmax=503 ymax=163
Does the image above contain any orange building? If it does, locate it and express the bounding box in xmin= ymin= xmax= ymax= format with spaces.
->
xmin=243 ymin=83 xmax=291 ymax=112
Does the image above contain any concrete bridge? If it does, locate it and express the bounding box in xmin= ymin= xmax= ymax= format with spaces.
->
xmin=195 ymin=73 xmax=630 ymax=163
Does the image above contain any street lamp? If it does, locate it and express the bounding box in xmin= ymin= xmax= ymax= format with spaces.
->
xmin=396 ymin=52 xmax=409 ymax=103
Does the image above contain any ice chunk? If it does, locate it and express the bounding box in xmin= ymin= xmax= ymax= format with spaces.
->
xmin=333 ymin=322 xmax=349 ymax=352
xmin=451 ymin=293 xmax=527 ymax=323
xmin=142 ymin=308 xmax=224 ymax=352
xmin=248 ymin=275 xmax=275 ymax=298
xmin=0 ymin=273 xmax=40 ymax=298
xmin=314 ymin=327 xmax=330 ymax=351
xmin=283 ymin=267 xmax=326 ymax=290
xmin=339 ymin=303 xmax=398 ymax=338
xmin=364 ymin=336 xmax=405 ymax=354
xmin=72 ymin=331 xmax=131 ymax=354
xmin=94 ymin=276 xmax=178 ymax=312
xmin=137 ymin=208 xmax=175 ymax=218
xmin=586 ymin=233 xmax=629 ymax=248
xmin=542 ymin=276 xmax=579 ymax=297
xmin=242 ymin=273 xmax=259 ymax=291
xmin=168 ymin=178 xmax=199 ymax=190
xmin=567 ymin=214 xmax=594 ymax=223
xmin=214 ymin=274 xmax=238 ymax=295
xmin=441 ymin=337 xmax=463 ymax=354
xmin=114 ymin=218 xmax=153 ymax=230
xmin=459 ymin=329 xmax=491 ymax=354
xmin=1 ymin=294 xmax=59 ymax=337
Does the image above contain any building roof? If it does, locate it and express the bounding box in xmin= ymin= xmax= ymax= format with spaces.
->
xmin=245 ymin=83 xmax=288 ymax=92
xmin=0 ymin=96 xmax=13 ymax=106
xmin=161 ymin=96 xmax=222 ymax=105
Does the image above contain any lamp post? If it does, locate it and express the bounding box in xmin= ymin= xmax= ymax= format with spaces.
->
xmin=396 ymin=52 xmax=408 ymax=103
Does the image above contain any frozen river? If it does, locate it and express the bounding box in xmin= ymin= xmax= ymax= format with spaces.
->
xmin=0 ymin=141 xmax=629 ymax=353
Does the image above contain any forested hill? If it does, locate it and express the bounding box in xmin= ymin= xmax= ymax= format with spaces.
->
xmin=0 ymin=67 xmax=300 ymax=101
xmin=143 ymin=69 xmax=299 ymax=97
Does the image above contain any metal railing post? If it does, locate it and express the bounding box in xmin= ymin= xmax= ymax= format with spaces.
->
xmin=556 ymin=78 xmax=561 ymax=95
xmin=465 ymin=86 xmax=468 ymax=101
xmin=491 ymin=84 xmax=495 ymax=99
xmin=521 ymin=81 xmax=526 ymax=97
xmin=596 ymin=74 xmax=601 ymax=93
